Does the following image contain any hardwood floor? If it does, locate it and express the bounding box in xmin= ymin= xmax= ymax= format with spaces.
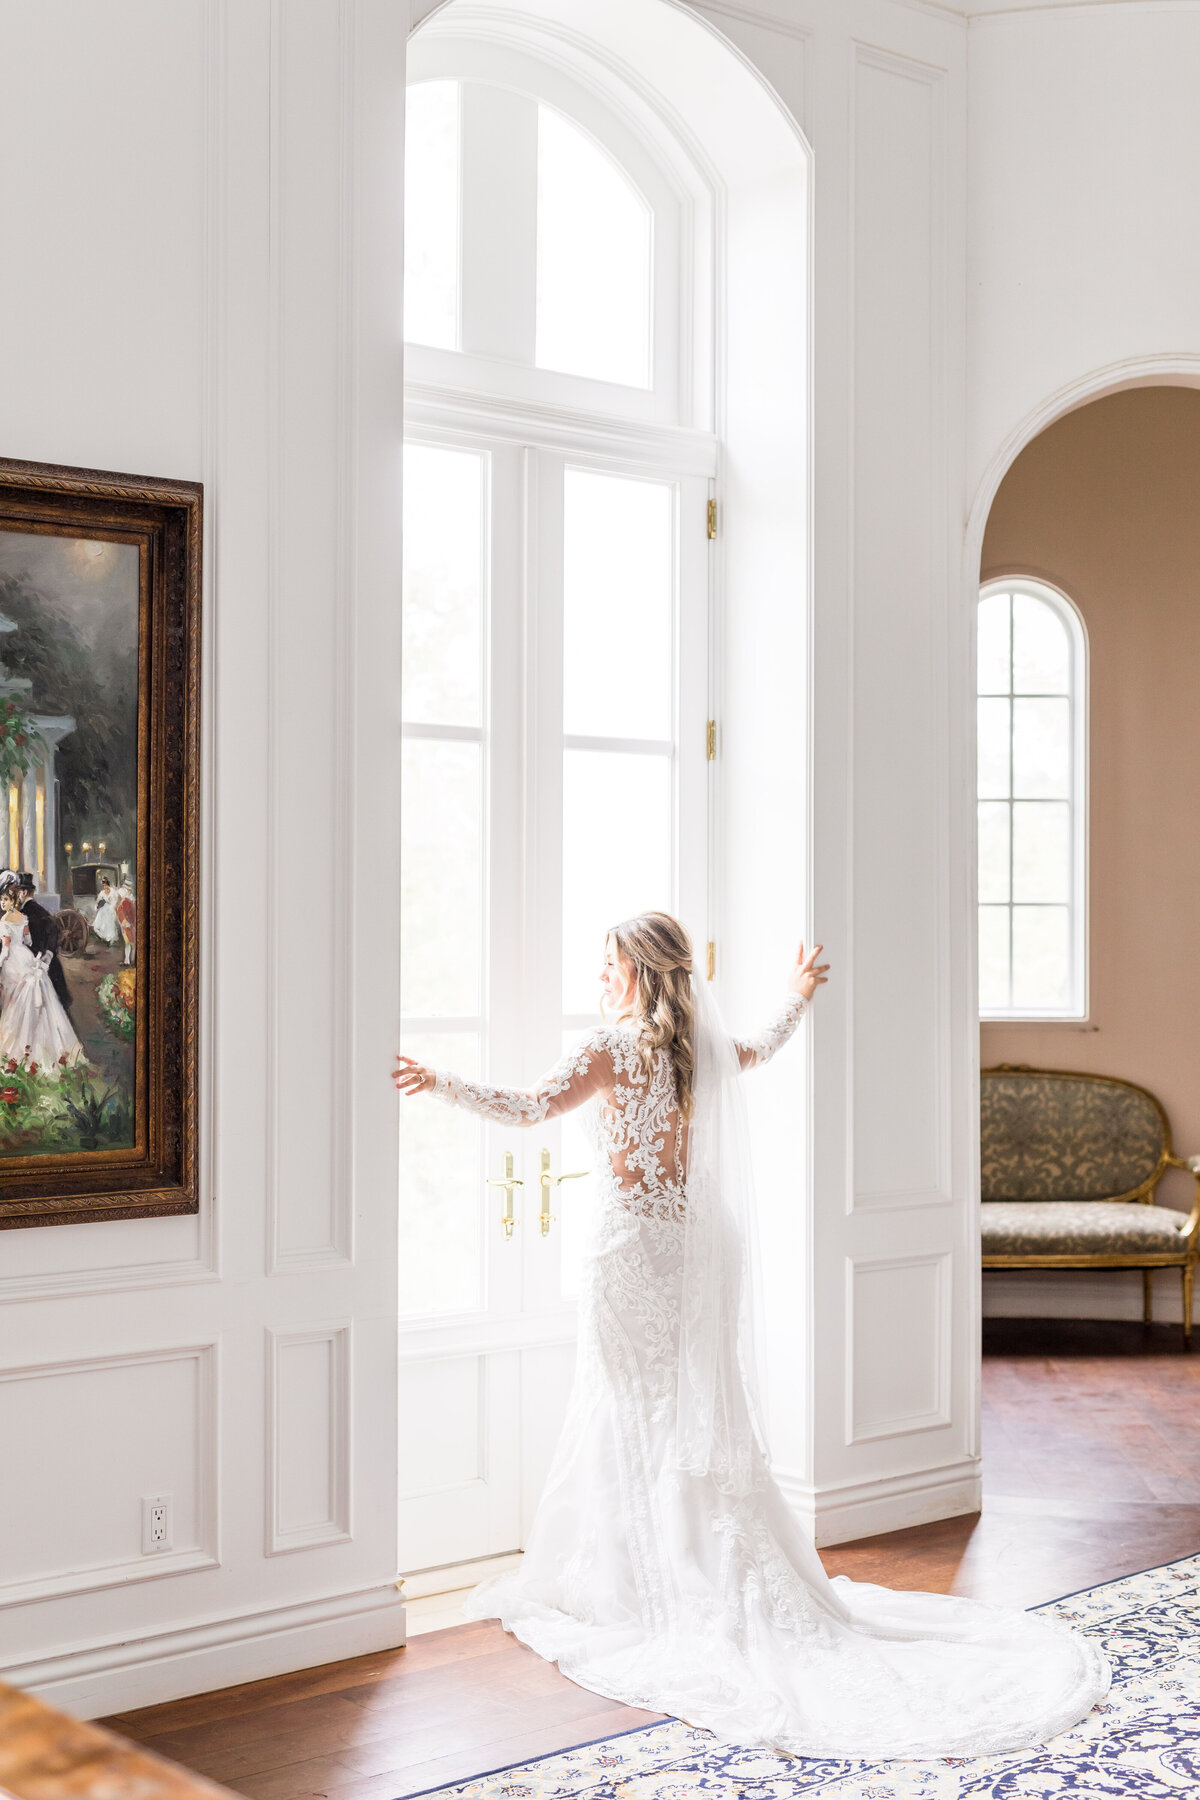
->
xmin=104 ymin=1320 xmax=1200 ymax=1800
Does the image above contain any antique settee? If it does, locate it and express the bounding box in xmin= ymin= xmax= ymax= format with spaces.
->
xmin=981 ymin=1065 xmax=1200 ymax=1344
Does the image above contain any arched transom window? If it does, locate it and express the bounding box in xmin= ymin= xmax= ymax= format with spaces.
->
xmin=977 ymin=579 xmax=1088 ymax=1019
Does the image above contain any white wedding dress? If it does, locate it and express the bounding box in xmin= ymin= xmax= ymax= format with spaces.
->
xmin=430 ymin=991 xmax=1109 ymax=1759
xmin=0 ymin=914 xmax=83 ymax=1073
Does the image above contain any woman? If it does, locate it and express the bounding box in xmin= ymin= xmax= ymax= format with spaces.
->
xmin=114 ymin=879 xmax=136 ymax=966
xmin=92 ymin=877 xmax=121 ymax=948
xmin=0 ymin=886 xmax=84 ymax=1073
xmin=394 ymin=913 xmax=1108 ymax=1758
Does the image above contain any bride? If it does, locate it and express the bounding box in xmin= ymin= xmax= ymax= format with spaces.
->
xmin=0 ymin=885 xmax=84 ymax=1073
xmin=394 ymin=912 xmax=1109 ymax=1759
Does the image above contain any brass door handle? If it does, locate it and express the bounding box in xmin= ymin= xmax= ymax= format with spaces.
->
xmin=486 ymin=1151 xmax=524 ymax=1241
xmin=537 ymin=1147 xmax=589 ymax=1237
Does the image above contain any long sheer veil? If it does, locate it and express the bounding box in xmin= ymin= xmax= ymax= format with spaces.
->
xmin=673 ymin=976 xmax=770 ymax=1495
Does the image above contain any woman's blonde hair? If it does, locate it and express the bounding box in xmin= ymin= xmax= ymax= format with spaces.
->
xmin=607 ymin=911 xmax=696 ymax=1119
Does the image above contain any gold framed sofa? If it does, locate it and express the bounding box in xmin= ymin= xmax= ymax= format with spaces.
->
xmin=981 ymin=1065 xmax=1200 ymax=1345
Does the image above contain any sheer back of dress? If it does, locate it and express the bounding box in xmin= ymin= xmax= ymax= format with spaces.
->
xmin=595 ymin=1030 xmax=689 ymax=1208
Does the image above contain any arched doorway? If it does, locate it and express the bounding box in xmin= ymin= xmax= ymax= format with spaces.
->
xmin=396 ymin=0 xmax=812 ymax=1591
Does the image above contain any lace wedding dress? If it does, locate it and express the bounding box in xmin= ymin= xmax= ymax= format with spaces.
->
xmin=429 ymin=990 xmax=1109 ymax=1759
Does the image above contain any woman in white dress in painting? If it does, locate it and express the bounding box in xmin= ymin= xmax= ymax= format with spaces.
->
xmin=0 ymin=886 xmax=84 ymax=1073
xmin=394 ymin=912 xmax=1109 ymax=1760
xmin=92 ymin=877 xmax=121 ymax=948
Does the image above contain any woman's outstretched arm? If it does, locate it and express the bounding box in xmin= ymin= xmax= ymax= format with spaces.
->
xmin=394 ymin=1031 xmax=615 ymax=1127
xmin=733 ymin=940 xmax=829 ymax=1072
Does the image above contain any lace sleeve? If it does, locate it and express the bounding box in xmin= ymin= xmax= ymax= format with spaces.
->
xmin=431 ymin=1031 xmax=615 ymax=1127
xmin=733 ymin=994 xmax=808 ymax=1072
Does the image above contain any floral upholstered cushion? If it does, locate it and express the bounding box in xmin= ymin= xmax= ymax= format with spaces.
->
xmin=981 ymin=1071 xmax=1165 ymax=1201
xmin=981 ymin=1200 xmax=1192 ymax=1258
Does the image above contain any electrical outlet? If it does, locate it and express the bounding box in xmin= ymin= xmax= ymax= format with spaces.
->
xmin=141 ymin=1494 xmax=173 ymax=1555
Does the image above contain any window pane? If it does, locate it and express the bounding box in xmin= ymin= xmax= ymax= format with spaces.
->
xmin=401 ymin=738 xmax=482 ymax=1016
xmin=1012 ymin=906 xmax=1070 ymax=1011
xmin=979 ymin=906 xmax=1010 ymax=1012
xmin=402 ymin=443 xmax=484 ymax=728
xmin=1013 ymin=697 xmax=1069 ymax=798
xmin=399 ymin=1031 xmax=481 ymax=1316
xmin=563 ymin=470 xmax=672 ymax=739
xmin=977 ymin=698 xmax=1011 ymax=799
xmin=404 ymin=81 xmax=459 ymax=350
xmin=1013 ymin=801 xmax=1069 ymax=903
xmin=1013 ymin=593 xmax=1069 ymax=695
xmin=978 ymin=592 xmax=1011 ymax=696
xmin=977 ymin=802 xmax=1010 ymax=903
xmin=536 ymin=106 xmax=651 ymax=387
xmin=562 ymin=749 xmax=671 ymax=1013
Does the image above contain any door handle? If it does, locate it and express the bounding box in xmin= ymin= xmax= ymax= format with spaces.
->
xmin=486 ymin=1151 xmax=524 ymax=1241
xmin=537 ymin=1146 xmax=588 ymax=1237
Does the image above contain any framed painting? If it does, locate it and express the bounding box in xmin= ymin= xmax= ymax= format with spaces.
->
xmin=0 ymin=456 xmax=201 ymax=1228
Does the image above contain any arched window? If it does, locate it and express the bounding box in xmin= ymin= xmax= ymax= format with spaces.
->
xmin=977 ymin=579 xmax=1088 ymax=1019
xmin=402 ymin=52 xmax=686 ymax=420
xmin=398 ymin=32 xmax=713 ymax=1321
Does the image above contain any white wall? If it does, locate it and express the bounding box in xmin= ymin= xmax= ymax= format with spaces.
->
xmin=967 ymin=3 xmax=1200 ymax=513
xmin=0 ymin=0 xmax=407 ymax=1714
xmin=7 ymin=0 xmax=1123 ymax=1714
xmin=697 ymin=0 xmax=977 ymax=1546
xmin=967 ymin=1 xmax=1200 ymax=1321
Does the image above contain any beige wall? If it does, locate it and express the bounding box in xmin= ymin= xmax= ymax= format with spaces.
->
xmin=981 ymin=385 xmax=1200 ymax=1210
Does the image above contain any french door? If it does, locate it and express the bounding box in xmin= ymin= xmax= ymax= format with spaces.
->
xmin=397 ymin=426 xmax=710 ymax=1580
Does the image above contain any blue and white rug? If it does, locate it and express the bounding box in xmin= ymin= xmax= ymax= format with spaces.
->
xmin=406 ymin=1555 xmax=1200 ymax=1798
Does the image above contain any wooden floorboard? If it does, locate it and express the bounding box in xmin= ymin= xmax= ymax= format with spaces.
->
xmin=106 ymin=1319 xmax=1200 ymax=1800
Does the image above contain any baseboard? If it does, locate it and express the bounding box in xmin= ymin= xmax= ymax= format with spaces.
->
xmin=399 ymin=1550 xmax=523 ymax=1601
xmin=3 ymin=1581 xmax=406 ymax=1720
xmin=777 ymin=1458 xmax=982 ymax=1549
xmin=983 ymin=1268 xmax=1187 ymax=1323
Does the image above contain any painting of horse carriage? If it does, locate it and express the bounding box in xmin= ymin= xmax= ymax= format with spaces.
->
xmin=0 ymin=456 xmax=201 ymax=1229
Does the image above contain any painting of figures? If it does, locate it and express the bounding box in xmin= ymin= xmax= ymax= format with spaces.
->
xmin=0 ymin=531 xmax=139 ymax=1157
xmin=0 ymin=456 xmax=200 ymax=1230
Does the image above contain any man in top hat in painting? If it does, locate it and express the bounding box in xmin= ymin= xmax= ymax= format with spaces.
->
xmin=17 ymin=872 xmax=73 ymax=1017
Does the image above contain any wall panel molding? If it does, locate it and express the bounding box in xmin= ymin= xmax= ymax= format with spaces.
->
xmin=848 ymin=35 xmax=952 ymax=1216
xmin=0 ymin=1241 xmax=218 ymax=1307
xmin=265 ymin=0 xmax=357 ymax=1275
xmin=845 ymin=1253 xmax=952 ymax=1443
xmin=266 ymin=1322 xmax=353 ymax=1554
xmin=0 ymin=1342 xmax=218 ymax=1608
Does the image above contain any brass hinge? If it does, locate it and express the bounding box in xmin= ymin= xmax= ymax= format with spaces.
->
xmin=706 ymin=719 xmax=716 ymax=760
xmin=706 ymin=941 xmax=716 ymax=981
xmin=706 ymin=498 xmax=717 ymax=540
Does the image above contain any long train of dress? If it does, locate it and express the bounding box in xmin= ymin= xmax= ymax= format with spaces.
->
xmin=430 ymin=997 xmax=1109 ymax=1759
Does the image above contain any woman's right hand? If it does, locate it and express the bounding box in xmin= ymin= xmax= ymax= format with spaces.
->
xmin=394 ymin=1053 xmax=435 ymax=1097
xmin=788 ymin=942 xmax=830 ymax=1001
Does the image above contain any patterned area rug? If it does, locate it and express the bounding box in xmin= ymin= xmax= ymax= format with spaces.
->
xmin=407 ymin=1556 xmax=1200 ymax=1798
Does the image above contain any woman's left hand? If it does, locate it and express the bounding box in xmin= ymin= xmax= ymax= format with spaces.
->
xmin=788 ymin=942 xmax=830 ymax=1001
xmin=394 ymin=1053 xmax=435 ymax=1097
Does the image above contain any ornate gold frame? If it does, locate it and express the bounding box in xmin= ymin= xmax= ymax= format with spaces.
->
xmin=982 ymin=1064 xmax=1200 ymax=1342
xmin=0 ymin=455 xmax=201 ymax=1228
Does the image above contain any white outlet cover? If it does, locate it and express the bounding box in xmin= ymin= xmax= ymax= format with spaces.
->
xmin=141 ymin=1493 xmax=173 ymax=1555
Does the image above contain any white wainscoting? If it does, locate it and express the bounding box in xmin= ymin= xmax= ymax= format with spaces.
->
xmin=850 ymin=42 xmax=951 ymax=1217
xmin=396 ymin=1351 xmax=522 ymax=1573
xmin=266 ymin=1324 xmax=352 ymax=1554
xmin=846 ymin=1253 xmax=952 ymax=1444
xmin=0 ymin=1343 xmax=218 ymax=1608
xmin=7 ymin=1583 xmax=405 ymax=1720
xmin=795 ymin=1 xmax=975 ymax=1549
xmin=0 ymin=0 xmax=405 ymax=1716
